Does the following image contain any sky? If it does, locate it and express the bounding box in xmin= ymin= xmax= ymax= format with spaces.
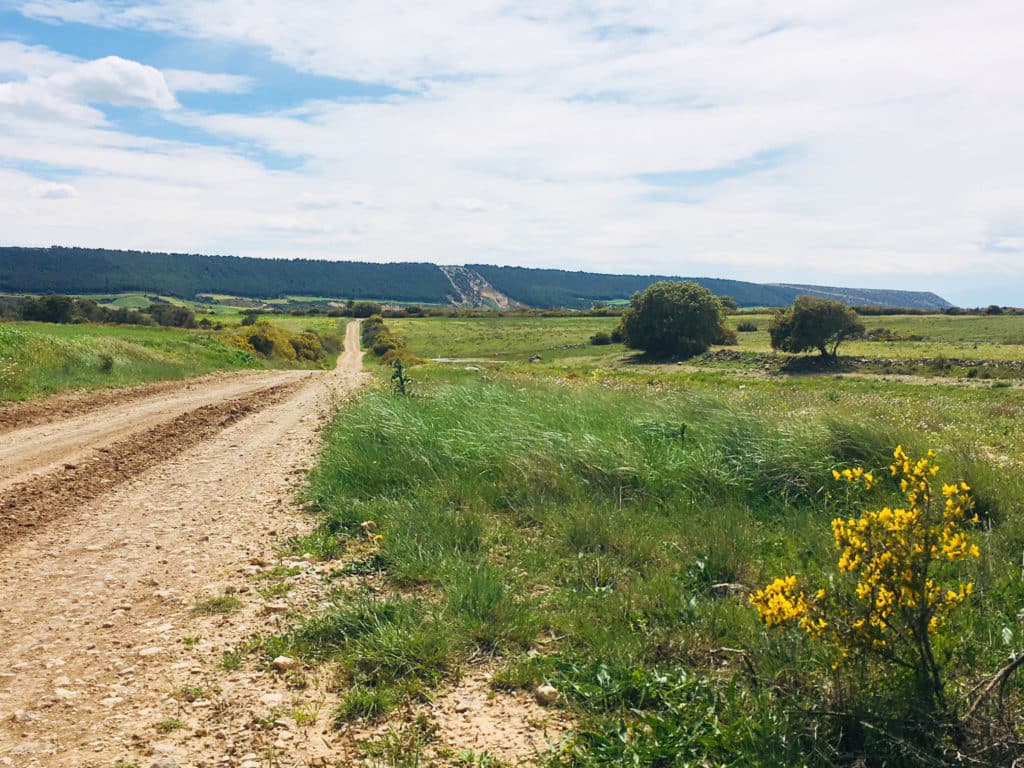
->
xmin=0 ymin=2 xmax=1022 ymax=306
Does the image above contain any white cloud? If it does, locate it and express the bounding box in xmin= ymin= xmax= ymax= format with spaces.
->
xmin=0 ymin=41 xmax=77 ymax=78
xmin=4 ymin=1 xmax=1024 ymax=304
xmin=47 ymin=56 xmax=177 ymax=109
xmin=33 ymin=181 xmax=78 ymax=199
xmin=162 ymin=69 xmax=253 ymax=94
xmin=0 ymin=54 xmax=177 ymax=125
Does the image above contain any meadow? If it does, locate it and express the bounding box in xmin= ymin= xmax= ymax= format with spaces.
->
xmin=273 ymin=312 xmax=1024 ymax=766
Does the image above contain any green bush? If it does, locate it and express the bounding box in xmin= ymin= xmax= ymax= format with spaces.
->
xmin=618 ymin=281 xmax=731 ymax=359
xmin=769 ymin=297 xmax=865 ymax=358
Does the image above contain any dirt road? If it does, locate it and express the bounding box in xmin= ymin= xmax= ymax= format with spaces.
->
xmin=0 ymin=322 xmax=371 ymax=767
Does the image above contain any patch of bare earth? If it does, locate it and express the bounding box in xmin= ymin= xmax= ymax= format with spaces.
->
xmin=334 ymin=665 xmax=572 ymax=766
xmin=0 ymin=322 xmax=570 ymax=768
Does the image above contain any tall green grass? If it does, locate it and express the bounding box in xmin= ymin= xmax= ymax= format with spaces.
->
xmin=282 ymin=367 xmax=1024 ymax=763
xmin=0 ymin=322 xmax=258 ymax=401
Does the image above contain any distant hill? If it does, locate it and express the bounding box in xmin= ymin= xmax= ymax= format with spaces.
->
xmin=471 ymin=265 xmax=952 ymax=311
xmin=0 ymin=247 xmax=453 ymax=304
xmin=0 ymin=247 xmax=952 ymax=310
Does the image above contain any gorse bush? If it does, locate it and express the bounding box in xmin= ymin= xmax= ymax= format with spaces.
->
xmin=754 ymin=449 xmax=980 ymax=708
xmin=232 ymin=321 xmax=338 ymax=367
xmin=361 ymin=314 xmax=415 ymax=363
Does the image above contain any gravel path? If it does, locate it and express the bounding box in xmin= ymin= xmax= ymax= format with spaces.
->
xmin=0 ymin=322 xmax=369 ymax=767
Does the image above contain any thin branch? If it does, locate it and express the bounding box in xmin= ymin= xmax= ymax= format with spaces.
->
xmin=964 ymin=654 xmax=1024 ymax=722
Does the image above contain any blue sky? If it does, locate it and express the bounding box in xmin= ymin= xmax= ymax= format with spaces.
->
xmin=0 ymin=1 xmax=1022 ymax=306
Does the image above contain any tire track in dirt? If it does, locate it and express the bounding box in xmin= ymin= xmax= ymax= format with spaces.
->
xmin=0 ymin=370 xmax=315 ymax=492
xmin=0 ymin=381 xmax=301 ymax=549
xmin=0 ymin=372 xmax=290 ymax=436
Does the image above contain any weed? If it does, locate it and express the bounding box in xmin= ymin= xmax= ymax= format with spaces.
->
xmin=257 ymin=581 xmax=294 ymax=599
xmin=458 ymin=750 xmax=506 ymax=767
xmin=360 ymin=717 xmax=437 ymax=767
xmin=192 ymin=594 xmax=242 ymax=615
xmin=154 ymin=718 xmax=186 ymax=734
xmin=221 ymin=649 xmax=243 ymax=671
xmin=174 ymin=685 xmax=208 ymax=702
xmin=332 ymin=685 xmax=399 ymax=724
xmin=181 ymin=636 xmax=201 ymax=650
xmin=292 ymin=701 xmax=321 ymax=726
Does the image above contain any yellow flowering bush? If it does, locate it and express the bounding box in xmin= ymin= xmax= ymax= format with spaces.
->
xmin=750 ymin=446 xmax=980 ymax=709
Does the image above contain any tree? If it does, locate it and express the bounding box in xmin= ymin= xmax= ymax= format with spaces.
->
xmin=617 ymin=281 xmax=730 ymax=358
xmin=769 ymin=296 xmax=864 ymax=358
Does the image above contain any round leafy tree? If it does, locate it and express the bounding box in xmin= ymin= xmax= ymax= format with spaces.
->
xmin=617 ymin=281 xmax=730 ymax=358
xmin=769 ymin=296 xmax=865 ymax=358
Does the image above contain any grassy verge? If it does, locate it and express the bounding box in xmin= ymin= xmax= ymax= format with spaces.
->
xmin=278 ymin=363 xmax=1024 ymax=765
xmin=0 ymin=319 xmax=345 ymax=402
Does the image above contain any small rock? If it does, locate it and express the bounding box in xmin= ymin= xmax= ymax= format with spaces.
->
xmin=150 ymin=759 xmax=180 ymax=768
xmin=534 ymin=684 xmax=559 ymax=706
xmin=271 ymin=656 xmax=296 ymax=671
xmin=138 ymin=647 xmax=164 ymax=658
xmin=454 ymin=700 xmax=472 ymax=713
xmin=264 ymin=603 xmax=288 ymax=614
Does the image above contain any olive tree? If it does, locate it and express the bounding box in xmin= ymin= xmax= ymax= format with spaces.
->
xmin=769 ymin=296 xmax=865 ymax=358
xmin=617 ymin=281 xmax=731 ymax=358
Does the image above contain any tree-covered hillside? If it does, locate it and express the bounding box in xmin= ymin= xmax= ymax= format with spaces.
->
xmin=0 ymin=247 xmax=454 ymax=303
xmin=0 ymin=247 xmax=952 ymax=310
xmin=471 ymin=265 xmax=952 ymax=310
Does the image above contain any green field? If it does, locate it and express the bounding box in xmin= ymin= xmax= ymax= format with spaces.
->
xmin=0 ymin=318 xmax=345 ymax=402
xmin=726 ymin=313 xmax=1024 ymax=361
xmin=0 ymin=322 xmax=263 ymax=401
xmin=268 ymin=313 xmax=1024 ymax=766
xmin=387 ymin=316 xmax=623 ymax=361
xmin=382 ymin=315 xmax=1024 ymax=380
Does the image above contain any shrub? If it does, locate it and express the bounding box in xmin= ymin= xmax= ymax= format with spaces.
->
xmin=736 ymin=321 xmax=758 ymax=332
xmin=752 ymin=447 xmax=980 ymax=715
xmin=769 ymin=296 xmax=864 ymax=358
xmin=617 ymin=281 xmax=731 ymax=359
xmin=147 ymin=303 xmax=197 ymax=328
xmin=350 ymin=301 xmax=383 ymax=318
xmin=590 ymin=331 xmax=612 ymax=346
xmin=361 ymin=315 xmax=411 ymax=360
xmin=233 ymin=321 xmax=297 ymax=362
xmin=372 ymin=334 xmax=399 ymax=357
xmin=289 ymin=330 xmax=326 ymax=362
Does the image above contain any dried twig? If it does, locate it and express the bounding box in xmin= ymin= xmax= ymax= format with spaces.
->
xmin=964 ymin=654 xmax=1024 ymax=722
